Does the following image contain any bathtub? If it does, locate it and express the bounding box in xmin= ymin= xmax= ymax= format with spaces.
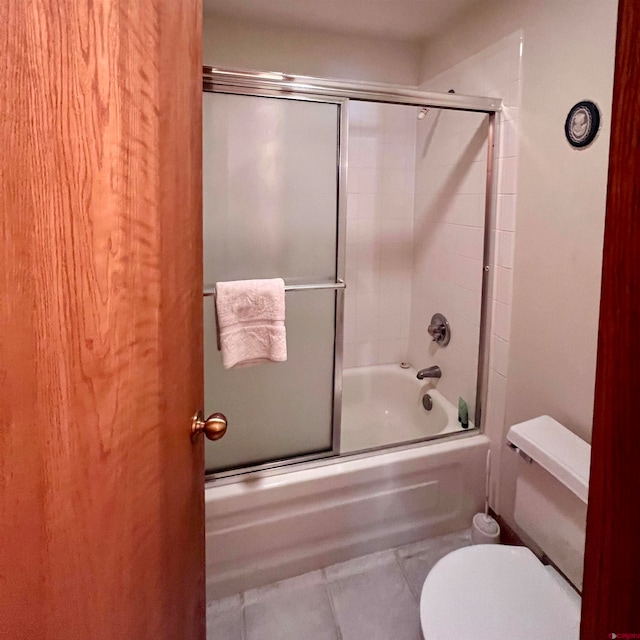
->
xmin=205 ymin=411 xmax=488 ymax=600
xmin=340 ymin=364 xmax=471 ymax=453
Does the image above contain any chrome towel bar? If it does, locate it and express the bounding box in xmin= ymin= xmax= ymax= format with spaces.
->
xmin=205 ymin=279 xmax=346 ymax=352
xmin=203 ymin=279 xmax=345 ymax=297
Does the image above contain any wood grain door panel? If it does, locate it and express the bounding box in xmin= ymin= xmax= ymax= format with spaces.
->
xmin=0 ymin=1 xmax=203 ymax=638
xmin=582 ymin=0 xmax=640 ymax=635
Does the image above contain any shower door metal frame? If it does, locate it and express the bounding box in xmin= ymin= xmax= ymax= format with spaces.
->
xmin=203 ymin=67 xmax=503 ymax=482
xmin=203 ymin=66 xmax=501 ymax=113
xmin=475 ymin=111 xmax=500 ymax=433
xmin=202 ymin=84 xmax=349 ymax=478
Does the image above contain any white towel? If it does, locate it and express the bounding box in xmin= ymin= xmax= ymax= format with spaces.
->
xmin=215 ymin=278 xmax=287 ymax=369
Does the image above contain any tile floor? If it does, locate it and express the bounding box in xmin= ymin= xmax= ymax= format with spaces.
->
xmin=206 ymin=529 xmax=471 ymax=640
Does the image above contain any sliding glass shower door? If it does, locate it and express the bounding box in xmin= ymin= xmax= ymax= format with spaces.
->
xmin=202 ymin=91 xmax=344 ymax=474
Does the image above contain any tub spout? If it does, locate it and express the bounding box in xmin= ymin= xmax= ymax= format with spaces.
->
xmin=417 ymin=366 xmax=442 ymax=380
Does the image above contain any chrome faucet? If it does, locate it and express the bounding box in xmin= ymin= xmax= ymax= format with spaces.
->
xmin=416 ymin=365 xmax=442 ymax=380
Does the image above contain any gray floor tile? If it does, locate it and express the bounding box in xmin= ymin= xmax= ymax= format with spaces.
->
xmin=324 ymin=549 xmax=397 ymax=582
xmin=206 ymin=530 xmax=474 ymax=640
xmin=327 ymin=558 xmax=422 ymax=640
xmin=397 ymin=529 xmax=471 ymax=600
xmin=207 ymin=594 xmax=244 ymax=640
xmin=244 ymin=571 xmax=339 ymax=640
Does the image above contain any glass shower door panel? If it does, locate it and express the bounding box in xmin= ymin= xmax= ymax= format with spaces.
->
xmin=202 ymin=92 xmax=340 ymax=472
xmin=204 ymin=290 xmax=336 ymax=472
xmin=203 ymin=92 xmax=339 ymax=284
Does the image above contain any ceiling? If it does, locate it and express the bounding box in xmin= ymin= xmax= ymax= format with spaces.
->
xmin=203 ymin=0 xmax=482 ymax=43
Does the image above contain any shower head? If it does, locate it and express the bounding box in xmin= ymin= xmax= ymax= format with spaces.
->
xmin=417 ymin=107 xmax=429 ymax=120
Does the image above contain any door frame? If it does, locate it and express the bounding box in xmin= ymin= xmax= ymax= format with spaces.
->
xmin=581 ymin=0 xmax=640 ymax=635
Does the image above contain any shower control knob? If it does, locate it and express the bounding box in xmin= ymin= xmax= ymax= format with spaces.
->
xmin=191 ymin=411 xmax=228 ymax=442
xmin=427 ymin=313 xmax=451 ymax=347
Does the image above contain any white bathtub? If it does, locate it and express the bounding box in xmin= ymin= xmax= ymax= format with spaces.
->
xmin=205 ymin=432 xmax=489 ymax=600
xmin=340 ymin=364 xmax=470 ymax=453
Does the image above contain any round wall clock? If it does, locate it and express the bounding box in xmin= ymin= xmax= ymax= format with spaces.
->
xmin=565 ymin=101 xmax=601 ymax=148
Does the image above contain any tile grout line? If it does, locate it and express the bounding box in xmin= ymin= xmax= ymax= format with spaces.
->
xmin=393 ymin=550 xmax=421 ymax=605
xmin=240 ymin=591 xmax=247 ymax=640
xmin=321 ymin=568 xmax=344 ymax=640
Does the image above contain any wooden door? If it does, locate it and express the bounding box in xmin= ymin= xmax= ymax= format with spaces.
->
xmin=0 ymin=1 xmax=204 ymax=639
xmin=581 ymin=0 xmax=640 ymax=636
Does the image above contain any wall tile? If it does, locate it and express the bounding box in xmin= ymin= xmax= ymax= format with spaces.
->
xmin=485 ymin=369 xmax=507 ymax=437
xmin=380 ymin=218 xmax=413 ymax=245
xmin=378 ymin=313 xmax=409 ymax=340
xmin=484 ymin=368 xmax=508 ymax=511
xmin=505 ymin=80 xmax=521 ymax=110
xmin=440 ymin=194 xmax=485 ymax=227
xmin=359 ymin=136 xmax=384 ymax=168
xmin=347 ymin=193 xmax=359 ymax=220
xmin=346 ymin=218 xmax=359 ymax=244
xmin=430 ymin=250 xmax=483 ymax=293
xmin=343 ymin=343 xmax=358 ymax=369
xmin=344 ymin=102 xmax=417 ymax=366
xmin=358 ymin=193 xmax=378 ymax=219
xmin=384 ymin=193 xmax=415 ymax=219
xmin=378 ymin=339 xmax=407 ymax=364
xmin=498 ymin=156 xmax=518 ymax=194
xmin=499 ymin=118 xmax=520 ymax=158
xmin=358 ymin=167 xmax=381 ymax=194
xmin=356 ymin=312 xmax=379 ymax=342
xmin=492 ymin=300 xmax=512 ymax=341
xmin=459 ymin=161 xmax=487 ymax=195
xmin=496 ymin=230 xmax=515 ymax=269
xmin=496 ymin=195 xmax=517 ymax=232
xmin=353 ymin=341 xmax=379 ymax=367
xmin=355 ymin=267 xmax=379 ymax=293
xmin=436 ymin=223 xmax=484 ymax=260
xmin=493 ymin=266 xmax=514 ymax=305
xmin=358 ymin=218 xmax=377 ymax=245
xmin=490 ymin=335 xmax=509 ymax=377
xmin=357 ymin=292 xmax=378 ymax=318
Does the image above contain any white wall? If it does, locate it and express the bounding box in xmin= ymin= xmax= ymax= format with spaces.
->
xmin=344 ymin=102 xmax=417 ymax=367
xmin=203 ymin=13 xmax=421 ymax=85
xmin=420 ymin=0 xmax=618 ymax=533
xmin=418 ymin=31 xmax=522 ymax=511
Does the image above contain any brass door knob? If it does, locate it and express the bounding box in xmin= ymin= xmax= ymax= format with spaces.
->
xmin=191 ymin=411 xmax=228 ymax=442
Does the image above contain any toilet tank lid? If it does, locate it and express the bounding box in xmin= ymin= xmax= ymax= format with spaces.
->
xmin=507 ymin=416 xmax=590 ymax=503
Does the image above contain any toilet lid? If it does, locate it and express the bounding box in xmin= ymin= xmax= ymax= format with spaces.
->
xmin=420 ymin=545 xmax=581 ymax=640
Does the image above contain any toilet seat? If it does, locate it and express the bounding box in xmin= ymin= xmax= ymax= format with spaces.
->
xmin=420 ymin=545 xmax=581 ymax=640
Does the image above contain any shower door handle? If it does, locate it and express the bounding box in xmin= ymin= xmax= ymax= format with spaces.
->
xmin=191 ymin=411 xmax=228 ymax=442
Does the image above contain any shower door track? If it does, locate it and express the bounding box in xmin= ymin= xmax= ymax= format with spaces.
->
xmin=203 ymin=66 xmax=502 ymax=114
xmin=203 ymin=67 xmax=501 ymax=482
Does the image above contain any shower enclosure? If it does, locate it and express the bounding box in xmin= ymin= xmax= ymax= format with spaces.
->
xmin=202 ymin=68 xmax=501 ymax=478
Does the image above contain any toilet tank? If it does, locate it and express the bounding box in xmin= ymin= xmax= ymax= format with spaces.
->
xmin=507 ymin=416 xmax=591 ymax=590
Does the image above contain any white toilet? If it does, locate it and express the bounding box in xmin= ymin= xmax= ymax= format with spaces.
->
xmin=420 ymin=416 xmax=590 ymax=639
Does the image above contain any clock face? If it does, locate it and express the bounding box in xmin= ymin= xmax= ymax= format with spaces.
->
xmin=565 ymin=101 xmax=601 ymax=148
